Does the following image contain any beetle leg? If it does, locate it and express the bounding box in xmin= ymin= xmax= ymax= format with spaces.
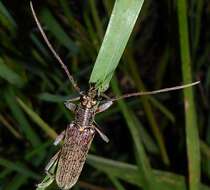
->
xmin=37 ymin=152 xmax=59 ymax=189
xmin=95 ymin=127 xmax=109 ymax=143
xmin=37 ymin=173 xmax=55 ymax=188
xmin=64 ymin=102 xmax=77 ymax=112
xmin=64 ymin=96 xmax=80 ymax=112
xmin=93 ymin=122 xmax=109 ymax=143
xmin=53 ymin=130 xmax=65 ymax=146
xmin=66 ymin=96 xmax=80 ymax=102
xmin=45 ymin=151 xmax=60 ymax=173
xmin=96 ymin=101 xmax=113 ymax=113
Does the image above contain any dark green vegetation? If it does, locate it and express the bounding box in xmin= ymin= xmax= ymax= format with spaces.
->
xmin=0 ymin=0 xmax=209 ymax=190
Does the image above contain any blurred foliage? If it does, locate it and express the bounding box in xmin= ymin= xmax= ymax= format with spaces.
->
xmin=0 ymin=0 xmax=210 ymax=190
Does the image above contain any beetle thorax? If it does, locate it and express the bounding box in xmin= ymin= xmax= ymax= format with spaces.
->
xmin=74 ymin=88 xmax=98 ymax=128
xmin=81 ymin=94 xmax=97 ymax=109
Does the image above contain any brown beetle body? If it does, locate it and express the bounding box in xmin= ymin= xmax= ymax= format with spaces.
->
xmin=55 ymin=89 xmax=97 ymax=189
xmin=56 ymin=123 xmax=95 ymax=189
xmin=44 ymin=88 xmax=111 ymax=190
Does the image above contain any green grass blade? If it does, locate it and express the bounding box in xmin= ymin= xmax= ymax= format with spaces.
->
xmin=30 ymin=34 xmax=50 ymax=59
xmin=177 ymin=1 xmax=200 ymax=190
xmin=125 ymin=51 xmax=169 ymax=165
xmin=4 ymin=88 xmax=41 ymax=147
xmin=108 ymin=175 xmax=126 ymax=190
xmin=155 ymin=47 xmax=170 ymax=89
xmin=0 ymin=1 xmax=16 ymax=33
xmin=148 ymin=97 xmax=175 ymax=123
xmin=25 ymin=141 xmax=52 ymax=164
xmin=38 ymin=93 xmax=69 ymax=102
xmin=59 ymin=0 xmax=73 ymax=23
xmin=89 ymin=0 xmax=104 ymax=40
xmin=0 ymin=157 xmax=40 ymax=180
xmin=204 ymin=110 xmax=210 ymax=176
xmin=0 ymin=168 xmax=12 ymax=179
xmin=200 ymin=140 xmax=210 ymax=160
xmin=111 ymin=76 xmax=155 ymax=190
xmin=0 ymin=2 xmax=16 ymax=26
xmin=87 ymin=155 xmax=210 ymax=190
xmin=96 ymin=99 xmax=159 ymax=154
xmin=89 ymin=0 xmax=144 ymax=92
xmin=16 ymin=98 xmax=57 ymax=139
xmin=192 ymin=0 xmax=204 ymax=55
xmin=4 ymin=175 xmax=28 ymax=190
xmin=40 ymin=8 xmax=78 ymax=54
xmin=0 ymin=114 xmax=22 ymax=139
xmin=0 ymin=58 xmax=25 ymax=87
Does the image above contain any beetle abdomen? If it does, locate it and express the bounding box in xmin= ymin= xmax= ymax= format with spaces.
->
xmin=56 ymin=124 xmax=95 ymax=189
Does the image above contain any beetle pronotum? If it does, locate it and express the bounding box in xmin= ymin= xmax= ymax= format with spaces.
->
xmin=30 ymin=2 xmax=199 ymax=189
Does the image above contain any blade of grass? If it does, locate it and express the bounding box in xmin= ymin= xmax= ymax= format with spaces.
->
xmin=30 ymin=34 xmax=51 ymax=59
xmin=87 ymin=154 xmax=210 ymax=190
xmin=40 ymin=8 xmax=78 ymax=54
xmin=0 ymin=1 xmax=16 ymax=34
xmin=0 ymin=2 xmax=16 ymax=26
xmin=0 ymin=114 xmax=22 ymax=139
xmin=177 ymin=1 xmax=200 ymax=190
xmin=89 ymin=0 xmax=104 ymax=40
xmin=108 ymin=175 xmax=126 ymax=190
xmin=148 ymin=97 xmax=175 ymax=123
xmin=4 ymin=87 xmax=41 ymax=147
xmin=38 ymin=93 xmax=69 ymax=102
xmin=103 ymin=0 xmax=114 ymax=16
xmin=16 ymin=97 xmax=57 ymax=140
xmin=11 ymin=97 xmax=58 ymax=190
xmin=0 ymin=168 xmax=12 ymax=179
xmin=83 ymin=10 xmax=100 ymax=51
xmin=111 ymin=76 xmax=156 ymax=190
xmin=25 ymin=141 xmax=52 ymax=164
xmin=0 ymin=58 xmax=25 ymax=87
xmin=205 ymin=106 xmax=210 ymax=177
xmin=155 ymin=47 xmax=170 ymax=89
xmin=59 ymin=0 xmax=92 ymax=49
xmin=96 ymin=100 xmax=159 ymax=154
xmin=200 ymin=140 xmax=210 ymax=160
xmin=192 ymin=0 xmax=204 ymax=56
xmin=89 ymin=0 xmax=144 ymax=92
xmin=129 ymin=108 xmax=159 ymax=154
xmin=59 ymin=0 xmax=74 ymax=24
xmin=4 ymin=175 xmax=28 ymax=190
xmin=124 ymin=49 xmax=169 ymax=165
xmin=0 ymin=157 xmax=40 ymax=180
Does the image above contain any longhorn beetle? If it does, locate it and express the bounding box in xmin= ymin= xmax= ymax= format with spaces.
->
xmin=30 ymin=2 xmax=199 ymax=190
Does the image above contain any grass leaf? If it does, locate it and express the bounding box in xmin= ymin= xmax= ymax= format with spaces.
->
xmin=111 ymin=76 xmax=156 ymax=190
xmin=4 ymin=88 xmax=41 ymax=147
xmin=89 ymin=0 xmax=144 ymax=92
xmin=4 ymin=175 xmax=28 ymax=190
xmin=0 ymin=58 xmax=25 ymax=87
xmin=87 ymin=154 xmax=210 ymax=190
xmin=40 ymin=8 xmax=78 ymax=55
xmin=0 ymin=157 xmax=40 ymax=180
xmin=17 ymin=98 xmax=57 ymax=140
xmin=177 ymin=1 xmax=200 ymax=190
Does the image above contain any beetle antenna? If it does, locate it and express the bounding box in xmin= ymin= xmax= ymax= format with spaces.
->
xmin=30 ymin=1 xmax=80 ymax=93
xmin=110 ymin=81 xmax=200 ymax=102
